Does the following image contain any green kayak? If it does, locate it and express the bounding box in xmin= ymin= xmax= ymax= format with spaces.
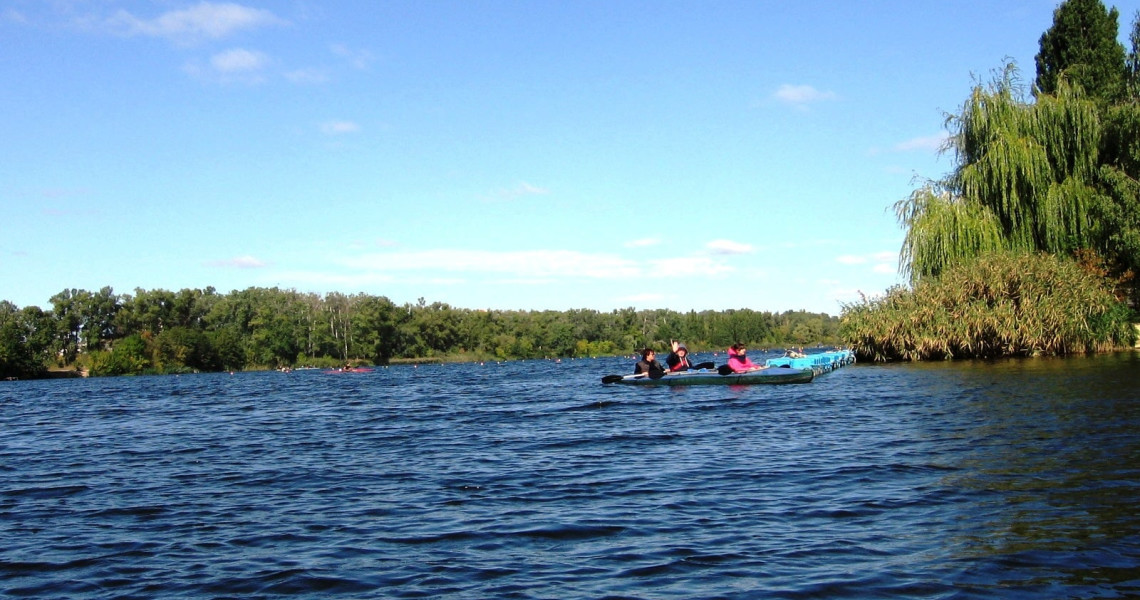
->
xmin=602 ymin=367 xmax=814 ymax=386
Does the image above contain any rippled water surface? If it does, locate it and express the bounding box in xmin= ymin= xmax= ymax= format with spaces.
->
xmin=3 ymin=352 xmax=1139 ymax=599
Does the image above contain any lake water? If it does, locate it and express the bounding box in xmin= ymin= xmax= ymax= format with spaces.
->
xmin=2 ymin=352 xmax=1139 ymax=599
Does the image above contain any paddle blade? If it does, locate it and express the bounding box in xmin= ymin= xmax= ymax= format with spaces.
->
xmin=601 ymin=374 xmax=624 ymax=384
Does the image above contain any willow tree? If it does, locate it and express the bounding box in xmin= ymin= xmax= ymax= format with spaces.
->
xmin=895 ymin=64 xmax=1106 ymax=280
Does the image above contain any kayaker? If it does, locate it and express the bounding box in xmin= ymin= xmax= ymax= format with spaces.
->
xmin=634 ymin=348 xmax=666 ymax=378
xmin=665 ymin=340 xmax=693 ymax=372
xmin=726 ymin=343 xmax=764 ymax=373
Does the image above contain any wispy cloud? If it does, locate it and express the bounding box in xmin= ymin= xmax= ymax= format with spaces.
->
xmin=285 ymin=68 xmax=329 ymax=85
xmin=344 ymin=249 xmax=637 ymax=279
xmin=183 ymin=47 xmax=270 ymax=82
xmin=108 ymin=2 xmax=285 ymax=43
xmin=37 ymin=187 xmax=92 ymax=200
xmin=647 ymin=256 xmax=734 ymax=277
xmin=2 ymin=8 xmax=27 ymax=24
xmin=42 ymin=207 xmax=100 ymax=217
xmin=706 ymin=239 xmax=754 ymax=255
xmin=321 ymin=120 xmax=360 ymax=135
xmin=331 ymin=43 xmax=374 ymax=69
xmin=618 ymin=293 xmax=666 ymax=305
xmin=838 ymin=251 xmax=898 ymax=274
xmin=773 ymin=84 xmax=837 ymax=108
xmin=211 ymin=47 xmax=268 ymax=72
xmin=485 ymin=182 xmax=550 ymax=202
xmin=828 ymin=287 xmax=867 ymax=307
xmin=625 ymin=238 xmax=661 ymax=248
xmin=894 ymin=133 xmax=948 ymax=152
xmin=206 ymin=255 xmax=268 ymax=268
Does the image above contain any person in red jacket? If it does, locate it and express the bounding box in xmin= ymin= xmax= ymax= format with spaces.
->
xmin=726 ymin=343 xmax=764 ymax=373
xmin=665 ymin=340 xmax=693 ymax=372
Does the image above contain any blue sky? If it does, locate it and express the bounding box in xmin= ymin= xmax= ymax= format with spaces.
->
xmin=5 ymin=1 xmax=1140 ymax=315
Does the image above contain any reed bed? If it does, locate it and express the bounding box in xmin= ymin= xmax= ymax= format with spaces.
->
xmin=839 ymin=252 xmax=1134 ymax=361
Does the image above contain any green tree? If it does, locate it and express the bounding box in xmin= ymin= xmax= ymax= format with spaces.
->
xmin=155 ymin=326 xmax=218 ymax=372
xmin=354 ymin=295 xmax=400 ymax=364
xmin=49 ymin=288 xmax=121 ymax=362
xmin=91 ymin=334 xmax=151 ymax=376
xmin=1035 ymin=0 xmax=1127 ymax=102
xmin=1127 ymin=10 xmax=1140 ymax=97
xmin=208 ymin=326 xmax=247 ymax=371
xmin=0 ymin=302 xmax=50 ymax=378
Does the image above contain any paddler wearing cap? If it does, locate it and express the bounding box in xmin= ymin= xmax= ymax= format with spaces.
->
xmin=665 ymin=340 xmax=694 ymax=372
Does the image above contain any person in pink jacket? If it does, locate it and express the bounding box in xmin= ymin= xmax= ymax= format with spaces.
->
xmin=726 ymin=343 xmax=764 ymax=373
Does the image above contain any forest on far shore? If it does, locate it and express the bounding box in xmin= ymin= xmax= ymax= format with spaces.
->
xmin=0 ymin=286 xmax=839 ymax=378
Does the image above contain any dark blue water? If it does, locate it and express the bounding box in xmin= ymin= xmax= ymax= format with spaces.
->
xmin=2 ymin=352 xmax=1139 ymax=599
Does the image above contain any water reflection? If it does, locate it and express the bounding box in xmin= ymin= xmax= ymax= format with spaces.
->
xmin=923 ymin=354 xmax=1140 ymax=588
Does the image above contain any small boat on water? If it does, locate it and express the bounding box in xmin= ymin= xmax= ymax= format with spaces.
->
xmin=600 ymin=349 xmax=854 ymax=386
xmin=763 ymin=349 xmax=855 ymax=372
xmin=603 ymin=367 xmax=814 ymax=386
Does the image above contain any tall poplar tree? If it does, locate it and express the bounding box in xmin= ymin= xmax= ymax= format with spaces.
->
xmin=1127 ymin=10 xmax=1140 ymax=97
xmin=1035 ymin=0 xmax=1127 ymax=102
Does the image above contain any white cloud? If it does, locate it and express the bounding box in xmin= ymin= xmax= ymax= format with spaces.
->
xmin=625 ymin=238 xmax=660 ymax=248
xmin=773 ymin=84 xmax=837 ymax=107
xmin=321 ymin=120 xmax=360 ymax=135
xmin=281 ymin=245 xmax=744 ymax=292
xmin=344 ymin=249 xmax=639 ymax=279
xmin=828 ymin=287 xmax=866 ymax=307
xmin=706 ymin=239 xmax=754 ymax=255
xmin=331 ymin=43 xmax=375 ymax=69
xmin=274 ymin=270 xmax=395 ymax=288
xmin=285 ymin=68 xmax=329 ymax=85
xmin=206 ymin=255 xmax=268 ymax=268
xmin=110 ymin=2 xmax=284 ymax=43
xmin=838 ymin=252 xmax=898 ymax=272
xmin=647 ymin=256 xmax=734 ymax=277
xmin=486 ymin=182 xmax=550 ymax=202
xmin=2 ymin=8 xmax=28 ymax=24
xmin=894 ymin=134 xmax=948 ymax=152
xmin=618 ymin=293 xmax=666 ymax=305
xmin=210 ymin=48 xmax=268 ymax=72
xmin=184 ymin=47 xmax=270 ymax=82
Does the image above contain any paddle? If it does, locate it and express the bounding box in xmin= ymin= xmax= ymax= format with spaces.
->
xmin=602 ymin=372 xmax=655 ymax=384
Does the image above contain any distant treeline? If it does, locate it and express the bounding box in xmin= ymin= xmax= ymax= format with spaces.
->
xmin=0 ymin=286 xmax=839 ymax=378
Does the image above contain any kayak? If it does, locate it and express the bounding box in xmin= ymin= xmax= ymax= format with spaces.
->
xmin=764 ymin=349 xmax=855 ymax=373
xmin=602 ymin=367 xmax=813 ymax=386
